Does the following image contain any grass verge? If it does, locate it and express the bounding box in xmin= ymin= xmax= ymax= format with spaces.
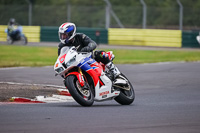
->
xmin=0 ymin=45 xmax=200 ymax=67
xmin=0 ymin=45 xmax=57 ymax=67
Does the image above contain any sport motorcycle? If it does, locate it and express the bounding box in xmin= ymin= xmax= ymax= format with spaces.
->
xmin=5 ymin=26 xmax=28 ymax=45
xmin=54 ymin=46 xmax=135 ymax=106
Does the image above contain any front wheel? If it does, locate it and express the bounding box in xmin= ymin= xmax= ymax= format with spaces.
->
xmin=65 ymin=75 xmax=94 ymax=106
xmin=114 ymin=74 xmax=135 ymax=105
xmin=7 ymin=36 xmax=13 ymax=44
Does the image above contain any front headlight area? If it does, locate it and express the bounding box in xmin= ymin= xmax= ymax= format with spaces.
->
xmin=66 ymin=56 xmax=76 ymax=68
xmin=55 ymin=67 xmax=64 ymax=73
xmin=55 ymin=55 xmax=76 ymax=76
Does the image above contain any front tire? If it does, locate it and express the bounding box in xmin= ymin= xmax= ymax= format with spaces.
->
xmin=65 ymin=75 xmax=94 ymax=106
xmin=7 ymin=36 xmax=13 ymax=44
xmin=114 ymin=74 xmax=135 ymax=105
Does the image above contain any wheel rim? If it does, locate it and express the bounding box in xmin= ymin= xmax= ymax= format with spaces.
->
xmin=75 ymin=80 xmax=92 ymax=101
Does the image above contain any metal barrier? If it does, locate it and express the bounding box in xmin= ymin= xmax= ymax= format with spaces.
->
xmin=109 ymin=28 xmax=182 ymax=47
xmin=182 ymin=31 xmax=200 ymax=48
xmin=1 ymin=25 xmax=200 ymax=48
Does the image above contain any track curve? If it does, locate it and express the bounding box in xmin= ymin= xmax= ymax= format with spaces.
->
xmin=0 ymin=62 xmax=200 ymax=133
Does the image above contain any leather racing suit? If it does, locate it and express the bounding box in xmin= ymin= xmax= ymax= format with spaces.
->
xmin=58 ymin=33 xmax=110 ymax=65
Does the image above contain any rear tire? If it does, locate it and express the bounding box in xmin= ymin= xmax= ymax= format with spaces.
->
xmin=114 ymin=74 xmax=135 ymax=105
xmin=21 ymin=35 xmax=28 ymax=45
xmin=65 ymin=75 xmax=94 ymax=106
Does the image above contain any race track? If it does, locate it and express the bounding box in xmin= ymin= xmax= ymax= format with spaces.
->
xmin=0 ymin=62 xmax=200 ymax=133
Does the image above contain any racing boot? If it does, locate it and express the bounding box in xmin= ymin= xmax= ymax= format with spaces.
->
xmin=105 ymin=62 xmax=120 ymax=79
xmin=105 ymin=62 xmax=126 ymax=86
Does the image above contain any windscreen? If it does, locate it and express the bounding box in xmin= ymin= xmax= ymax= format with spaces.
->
xmin=60 ymin=46 xmax=70 ymax=55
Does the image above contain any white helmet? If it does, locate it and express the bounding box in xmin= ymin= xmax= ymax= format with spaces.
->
xmin=58 ymin=22 xmax=76 ymax=43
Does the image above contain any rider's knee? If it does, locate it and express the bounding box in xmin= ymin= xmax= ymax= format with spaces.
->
xmin=94 ymin=50 xmax=110 ymax=64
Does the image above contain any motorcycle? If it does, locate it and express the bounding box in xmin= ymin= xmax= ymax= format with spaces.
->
xmin=5 ymin=26 xmax=28 ymax=45
xmin=54 ymin=46 xmax=135 ymax=106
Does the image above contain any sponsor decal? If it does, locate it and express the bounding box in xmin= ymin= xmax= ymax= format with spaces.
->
xmin=99 ymin=91 xmax=109 ymax=96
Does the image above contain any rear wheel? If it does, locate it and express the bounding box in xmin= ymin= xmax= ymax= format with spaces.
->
xmin=114 ymin=74 xmax=135 ymax=105
xmin=21 ymin=35 xmax=28 ymax=45
xmin=65 ymin=75 xmax=94 ymax=106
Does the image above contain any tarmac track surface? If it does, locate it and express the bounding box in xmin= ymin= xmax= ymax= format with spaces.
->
xmin=0 ymin=62 xmax=200 ymax=133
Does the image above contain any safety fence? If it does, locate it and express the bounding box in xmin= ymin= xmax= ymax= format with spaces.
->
xmin=182 ymin=31 xmax=200 ymax=48
xmin=1 ymin=4 xmax=200 ymax=30
xmin=0 ymin=25 xmax=199 ymax=48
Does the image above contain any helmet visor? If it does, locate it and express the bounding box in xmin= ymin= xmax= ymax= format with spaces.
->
xmin=59 ymin=33 xmax=69 ymax=40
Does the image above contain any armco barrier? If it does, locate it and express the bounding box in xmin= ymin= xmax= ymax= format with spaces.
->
xmin=22 ymin=26 xmax=40 ymax=42
xmin=0 ymin=25 xmax=108 ymax=44
xmin=182 ymin=31 xmax=200 ymax=48
xmin=1 ymin=24 xmax=199 ymax=48
xmin=0 ymin=25 xmax=40 ymax=42
xmin=108 ymin=28 xmax=182 ymax=47
xmin=40 ymin=26 xmax=59 ymax=42
xmin=0 ymin=25 xmax=7 ymax=41
xmin=77 ymin=27 xmax=108 ymax=44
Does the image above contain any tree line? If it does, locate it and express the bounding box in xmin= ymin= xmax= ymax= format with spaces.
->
xmin=0 ymin=0 xmax=199 ymax=30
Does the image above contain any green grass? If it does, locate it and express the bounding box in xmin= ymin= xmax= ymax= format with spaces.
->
xmin=111 ymin=49 xmax=200 ymax=64
xmin=0 ymin=45 xmax=200 ymax=68
xmin=0 ymin=45 xmax=57 ymax=67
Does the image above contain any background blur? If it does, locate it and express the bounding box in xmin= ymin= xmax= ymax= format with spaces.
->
xmin=0 ymin=0 xmax=200 ymax=30
xmin=0 ymin=0 xmax=200 ymax=48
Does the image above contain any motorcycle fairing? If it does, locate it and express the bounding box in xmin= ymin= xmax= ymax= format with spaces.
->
xmin=66 ymin=72 xmax=85 ymax=87
xmin=77 ymin=57 xmax=100 ymax=87
xmin=59 ymin=54 xmax=67 ymax=63
xmin=77 ymin=57 xmax=120 ymax=101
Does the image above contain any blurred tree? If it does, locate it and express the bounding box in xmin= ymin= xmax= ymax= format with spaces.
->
xmin=0 ymin=0 xmax=199 ymax=29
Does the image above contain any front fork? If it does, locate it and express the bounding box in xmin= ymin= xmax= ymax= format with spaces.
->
xmin=78 ymin=68 xmax=86 ymax=87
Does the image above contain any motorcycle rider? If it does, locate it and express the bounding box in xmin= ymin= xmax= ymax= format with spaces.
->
xmin=58 ymin=22 xmax=121 ymax=82
xmin=7 ymin=18 xmax=21 ymax=40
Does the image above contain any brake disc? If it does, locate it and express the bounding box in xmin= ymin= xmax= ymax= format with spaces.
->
xmin=76 ymin=81 xmax=90 ymax=97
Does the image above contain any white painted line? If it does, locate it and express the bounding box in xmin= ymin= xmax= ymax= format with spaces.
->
xmin=0 ymin=67 xmax=26 ymax=70
xmin=0 ymin=81 xmax=66 ymax=89
xmin=35 ymin=95 xmax=74 ymax=103
xmin=0 ymin=66 xmax=52 ymax=70
xmin=0 ymin=81 xmax=74 ymax=103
